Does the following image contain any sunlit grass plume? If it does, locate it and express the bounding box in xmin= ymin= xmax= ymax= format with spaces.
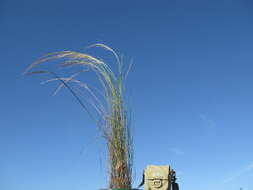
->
xmin=24 ymin=44 xmax=133 ymax=188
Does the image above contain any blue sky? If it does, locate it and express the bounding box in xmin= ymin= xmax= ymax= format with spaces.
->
xmin=1 ymin=0 xmax=253 ymax=190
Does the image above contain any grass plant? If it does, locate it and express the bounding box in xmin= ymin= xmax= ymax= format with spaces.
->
xmin=24 ymin=44 xmax=133 ymax=189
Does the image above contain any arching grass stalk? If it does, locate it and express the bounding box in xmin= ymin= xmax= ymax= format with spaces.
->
xmin=24 ymin=44 xmax=133 ymax=188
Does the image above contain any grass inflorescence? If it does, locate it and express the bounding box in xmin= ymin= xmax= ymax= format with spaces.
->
xmin=24 ymin=44 xmax=133 ymax=189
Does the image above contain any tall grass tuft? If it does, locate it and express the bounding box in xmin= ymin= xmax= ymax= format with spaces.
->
xmin=24 ymin=44 xmax=133 ymax=189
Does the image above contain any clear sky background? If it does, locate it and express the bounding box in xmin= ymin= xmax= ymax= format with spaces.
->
xmin=1 ymin=0 xmax=253 ymax=190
